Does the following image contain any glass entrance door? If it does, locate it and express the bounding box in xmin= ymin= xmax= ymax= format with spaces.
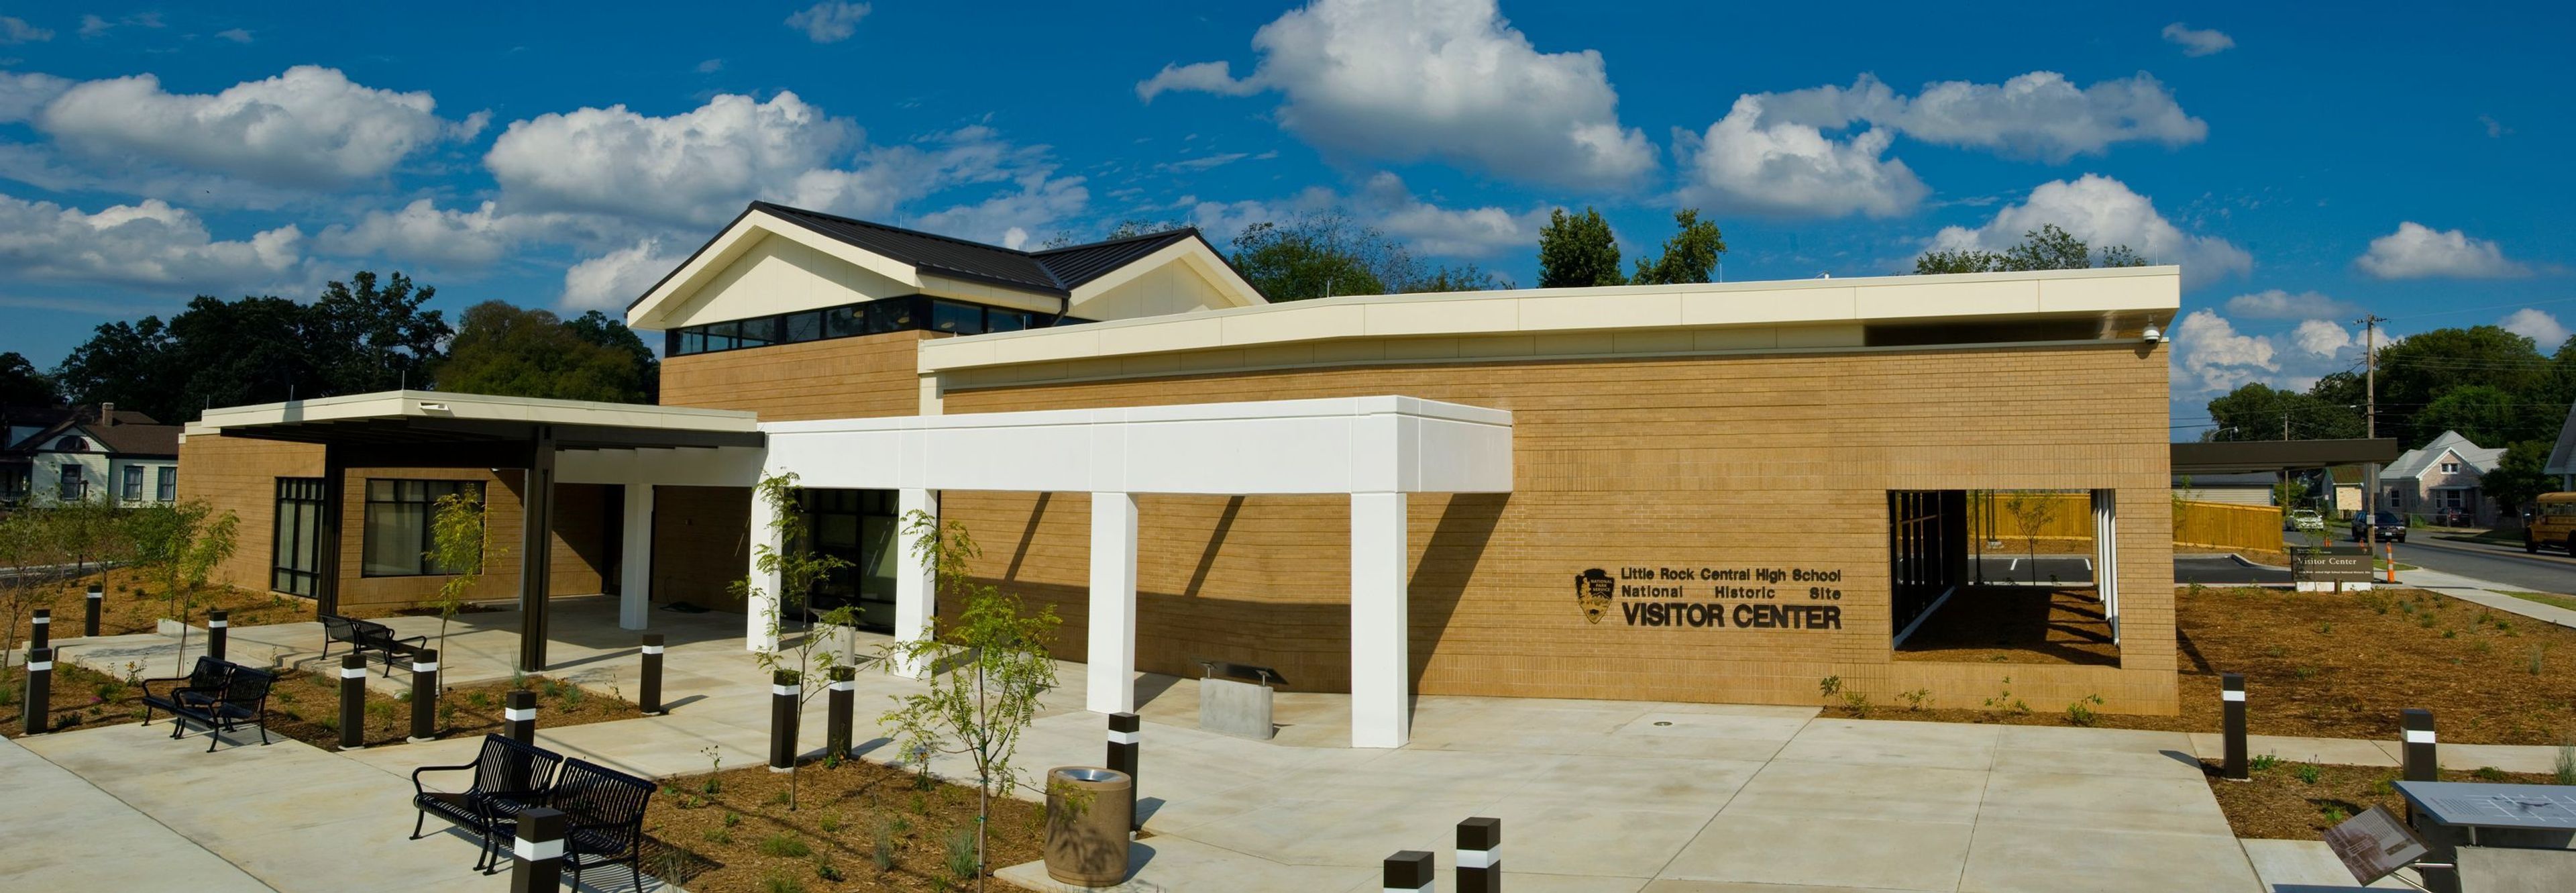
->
xmin=799 ymin=489 xmax=900 ymax=631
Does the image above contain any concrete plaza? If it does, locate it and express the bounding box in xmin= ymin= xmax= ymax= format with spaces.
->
xmin=7 ymin=602 xmax=2469 ymax=892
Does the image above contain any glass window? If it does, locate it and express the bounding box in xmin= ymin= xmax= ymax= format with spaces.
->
xmin=985 ymin=309 xmax=1028 ymax=333
xmin=866 ymin=299 xmax=914 ymax=333
xmin=156 ymin=466 xmax=177 ymax=501
xmin=930 ymin=300 xmax=983 ymax=334
xmin=705 ymin=320 xmax=739 ymax=352
xmin=784 ymin=311 xmax=824 ymax=344
xmin=824 ymin=306 xmax=867 ymax=338
xmin=57 ymin=464 xmax=81 ymax=501
xmin=362 ymin=478 xmax=484 ymax=576
xmin=737 ymin=315 xmax=780 ymax=347
xmin=54 ymin=435 xmax=85 ymax=451
xmin=121 ymin=465 xmax=143 ymax=501
xmin=272 ymin=478 xmax=326 ymax=596
xmin=677 ymin=329 xmax=705 ymax=355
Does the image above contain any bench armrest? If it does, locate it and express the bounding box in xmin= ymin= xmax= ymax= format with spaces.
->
xmin=410 ymin=761 xmax=480 ymax=797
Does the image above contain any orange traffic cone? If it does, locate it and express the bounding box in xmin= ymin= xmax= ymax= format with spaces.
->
xmin=2383 ymin=541 xmax=2397 ymax=584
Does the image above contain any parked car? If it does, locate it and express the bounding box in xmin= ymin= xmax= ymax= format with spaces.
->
xmin=2349 ymin=511 xmax=2408 ymax=543
xmin=2287 ymin=509 xmax=2325 ymax=532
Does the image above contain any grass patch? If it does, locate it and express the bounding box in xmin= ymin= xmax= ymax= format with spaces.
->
xmin=2504 ymin=591 xmax=2576 ymax=613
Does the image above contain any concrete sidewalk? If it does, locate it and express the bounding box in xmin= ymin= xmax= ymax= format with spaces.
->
xmin=0 ymin=734 xmax=272 ymax=891
xmin=2400 ymin=565 xmax=2576 ymax=631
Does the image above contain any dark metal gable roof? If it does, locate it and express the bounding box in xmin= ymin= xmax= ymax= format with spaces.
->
xmin=1030 ymin=229 xmax=1198 ymax=288
xmin=747 ymin=201 xmax=1205 ymax=297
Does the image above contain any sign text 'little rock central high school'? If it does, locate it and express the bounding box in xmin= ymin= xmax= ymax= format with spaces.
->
xmin=1574 ymin=566 xmax=1845 ymax=630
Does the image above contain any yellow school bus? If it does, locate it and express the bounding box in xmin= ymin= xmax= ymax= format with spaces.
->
xmin=2528 ymin=492 xmax=2576 ymax=553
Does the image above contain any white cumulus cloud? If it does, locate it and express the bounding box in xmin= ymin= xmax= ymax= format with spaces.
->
xmin=1925 ymin=174 xmax=2251 ymax=286
xmin=315 ymin=199 xmax=549 ymax=268
xmin=1134 ymin=0 xmax=1656 ymax=189
xmin=561 ymin=239 xmax=685 ymax=312
xmin=1756 ymin=72 xmax=2206 ymax=163
xmin=785 ymin=2 xmax=870 ymax=44
xmin=2354 ymin=221 xmax=2530 ymax=279
xmin=0 ymin=193 xmax=302 ymax=289
xmin=30 ymin=66 xmax=472 ymax=188
xmin=1354 ymin=172 xmax=1547 ymax=257
xmin=2161 ymin=23 xmax=2234 ymax=56
xmin=2224 ymin=288 xmax=2357 ymax=321
xmin=2502 ymin=308 xmax=2570 ymax=347
xmin=0 ymin=72 xmax=71 ymax=122
xmin=2291 ymin=319 xmax=2352 ymax=358
xmin=2171 ymin=309 xmax=2277 ymax=392
xmin=1 ymin=15 xmax=52 ymax=43
xmin=1672 ymin=95 xmax=1927 ymax=218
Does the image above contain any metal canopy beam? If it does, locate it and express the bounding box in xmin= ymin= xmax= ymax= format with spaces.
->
xmin=519 ymin=425 xmax=556 ymax=672
xmin=2169 ymin=439 xmax=2401 ymax=475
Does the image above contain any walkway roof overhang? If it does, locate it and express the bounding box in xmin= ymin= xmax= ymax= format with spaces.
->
xmin=187 ymin=390 xmax=765 ymax=458
xmin=2169 ymin=439 xmax=2402 ymax=475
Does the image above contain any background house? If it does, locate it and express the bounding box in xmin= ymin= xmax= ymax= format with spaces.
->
xmin=2 ymin=403 xmax=180 ymax=508
xmin=2381 ymin=429 xmax=2502 ymax=525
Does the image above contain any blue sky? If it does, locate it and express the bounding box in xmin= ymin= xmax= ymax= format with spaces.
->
xmin=0 ymin=2 xmax=2569 ymax=435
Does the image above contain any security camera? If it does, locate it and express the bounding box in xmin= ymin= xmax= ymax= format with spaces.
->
xmin=2141 ymin=325 xmax=2165 ymax=343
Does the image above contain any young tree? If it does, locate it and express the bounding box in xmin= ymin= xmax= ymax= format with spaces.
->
xmin=2483 ymin=441 xmax=2556 ymax=523
xmin=47 ymin=498 xmax=122 ymax=577
xmin=880 ymin=511 xmax=1062 ymax=893
xmin=1537 ymin=207 xmax=1625 ymax=288
xmin=1629 ymin=209 xmax=1727 ymax=285
xmin=2002 ymin=492 xmax=2063 ymax=584
xmin=425 ymin=491 xmax=499 ymax=700
xmin=0 ymin=511 xmax=64 ymax=701
xmin=733 ymin=473 xmax=857 ymax=810
xmin=123 ymin=500 xmax=240 ymax=674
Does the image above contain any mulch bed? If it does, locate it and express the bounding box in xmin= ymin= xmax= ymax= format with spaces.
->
xmin=3 ymin=569 xmax=313 ymax=644
xmin=1842 ymin=586 xmax=2576 ymax=746
xmin=639 ymin=757 xmax=1046 ymax=893
xmin=1896 ymin=588 xmax=2118 ymax=666
xmin=2203 ymin=759 xmax=2572 ymax=840
xmin=2 ymin=659 xmax=637 ymax=749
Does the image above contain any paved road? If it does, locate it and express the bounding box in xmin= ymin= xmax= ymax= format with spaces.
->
xmin=1970 ymin=554 xmax=2093 ymax=584
xmin=2394 ymin=535 xmax=2576 ymax=596
xmin=2177 ymin=554 xmax=2292 ymax=586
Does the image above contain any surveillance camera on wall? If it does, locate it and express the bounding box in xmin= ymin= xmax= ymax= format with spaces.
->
xmin=2141 ymin=325 xmax=2165 ymax=343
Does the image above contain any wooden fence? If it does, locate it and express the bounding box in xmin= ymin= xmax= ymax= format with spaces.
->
xmin=2173 ymin=499 xmax=2286 ymax=554
xmin=1966 ymin=492 xmax=2285 ymax=555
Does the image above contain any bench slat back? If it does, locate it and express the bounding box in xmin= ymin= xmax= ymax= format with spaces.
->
xmin=549 ymin=758 xmax=653 ymax=845
xmin=470 ymin=734 xmax=566 ymax=798
xmin=221 ymin=668 xmax=276 ymax=709
xmin=320 ymin=614 xmax=358 ymax=640
xmin=185 ymin=655 xmax=231 ymax=690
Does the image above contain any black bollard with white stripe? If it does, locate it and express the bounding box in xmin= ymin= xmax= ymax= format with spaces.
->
xmin=206 ymin=610 xmax=227 ymax=661
xmin=637 ymin=633 xmax=664 ymax=715
xmin=1108 ymin=711 xmax=1140 ymax=832
xmin=506 ymin=806 xmax=567 ymax=893
xmin=20 ymin=647 xmax=50 ymax=735
xmin=407 ymin=649 xmax=439 ymax=743
xmin=769 ymin=670 xmax=800 ymax=772
xmin=1458 ymin=817 xmax=1500 ymax=893
xmin=338 ymin=652 xmax=366 ymax=749
xmin=30 ymin=608 xmax=48 ymax=651
xmin=2221 ymin=672 xmax=2248 ymax=781
xmin=84 ymin=584 xmax=101 ymax=637
xmin=504 ymin=689 xmax=536 ymax=745
xmin=2402 ymin=708 xmax=2437 ymax=782
xmin=826 ymin=665 xmax=855 ymax=760
xmin=1383 ymin=850 xmax=1434 ymax=893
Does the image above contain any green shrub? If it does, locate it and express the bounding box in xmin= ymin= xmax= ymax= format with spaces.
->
xmin=2471 ymin=766 xmax=2508 ymax=782
xmin=873 ymin=823 xmax=896 ymax=870
xmin=2064 ymin=694 xmax=2104 ymax=727
xmin=944 ymin=825 xmax=979 ymax=879
xmin=2251 ymin=753 xmax=2281 ymax=772
xmin=760 ymin=870 xmax=805 ymax=893
xmin=2294 ymin=764 xmax=2322 ymax=784
xmin=759 ymin=835 xmax=812 ymax=858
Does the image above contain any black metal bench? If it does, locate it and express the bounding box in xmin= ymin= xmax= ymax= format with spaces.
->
xmin=320 ymin=613 xmax=428 ymax=677
xmin=411 ymin=734 xmax=568 ymax=872
xmin=142 ymin=661 xmax=276 ymax=751
xmin=512 ymin=758 xmax=655 ymax=890
xmin=140 ymin=655 xmax=233 ymax=726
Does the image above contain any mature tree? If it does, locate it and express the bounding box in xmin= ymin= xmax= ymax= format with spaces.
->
xmin=1228 ymin=213 xmax=1415 ymax=301
xmin=1629 ymin=209 xmax=1727 ymax=285
xmin=2370 ymin=325 xmax=2550 ymax=442
xmin=1407 ymin=263 xmax=1515 ymax=293
xmin=2411 ymin=384 xmax=2553 ymax=448
xmin=2481 ymin=441 xmax=2555 ymax=520
xmin=1537 ymin=207 xmax=1625 ymax=288
xmin=433 ymin=302 xmax=655 ymax=403
xmin=1914 ymin=224 xmax=2148 ymax=274
xmin=2202 ymin=382 xmax=2364 ymax=441
xmin=0 ymin=352 xmax=60 ymax=406
xmin=53 ymin=271 xmax=451 ymax=420
xmin=564 ymin=310 xmax=660 ymax=403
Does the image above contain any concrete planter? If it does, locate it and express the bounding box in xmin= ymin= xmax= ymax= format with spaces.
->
xmin=1042 ymin=766 xmax=1133 ymax=887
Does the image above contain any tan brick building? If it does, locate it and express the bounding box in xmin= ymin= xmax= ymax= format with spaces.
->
xmin=184 ymin=203 xmax=2180 ymax=747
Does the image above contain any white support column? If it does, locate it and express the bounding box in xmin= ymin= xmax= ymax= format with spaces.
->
xmin=891 ymin=488 xmax=938 ymax=678
xmin=1350 ymin=491 xmax=1410 ymax=748
xmin=619 ymin=484 xmax=653 ymax=631
xmin=745 ymin=486 xmax=782 ymax=653
xmin=1087 ymin=492 xmax=1140 ymax=715
xmin=2095 ymin=488 xmax=2121 ymax=643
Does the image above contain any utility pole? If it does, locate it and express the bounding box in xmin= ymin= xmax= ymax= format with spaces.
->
xmin=2360 ymin=314 xmax=2385 ymax=556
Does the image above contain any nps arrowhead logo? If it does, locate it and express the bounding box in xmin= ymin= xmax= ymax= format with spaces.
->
xmin=1575 ymin=568 xmax=1614 ymax=624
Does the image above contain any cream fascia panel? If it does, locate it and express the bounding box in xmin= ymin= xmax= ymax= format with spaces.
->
xmin=655 ymin=234 xmax=922 ymax=329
